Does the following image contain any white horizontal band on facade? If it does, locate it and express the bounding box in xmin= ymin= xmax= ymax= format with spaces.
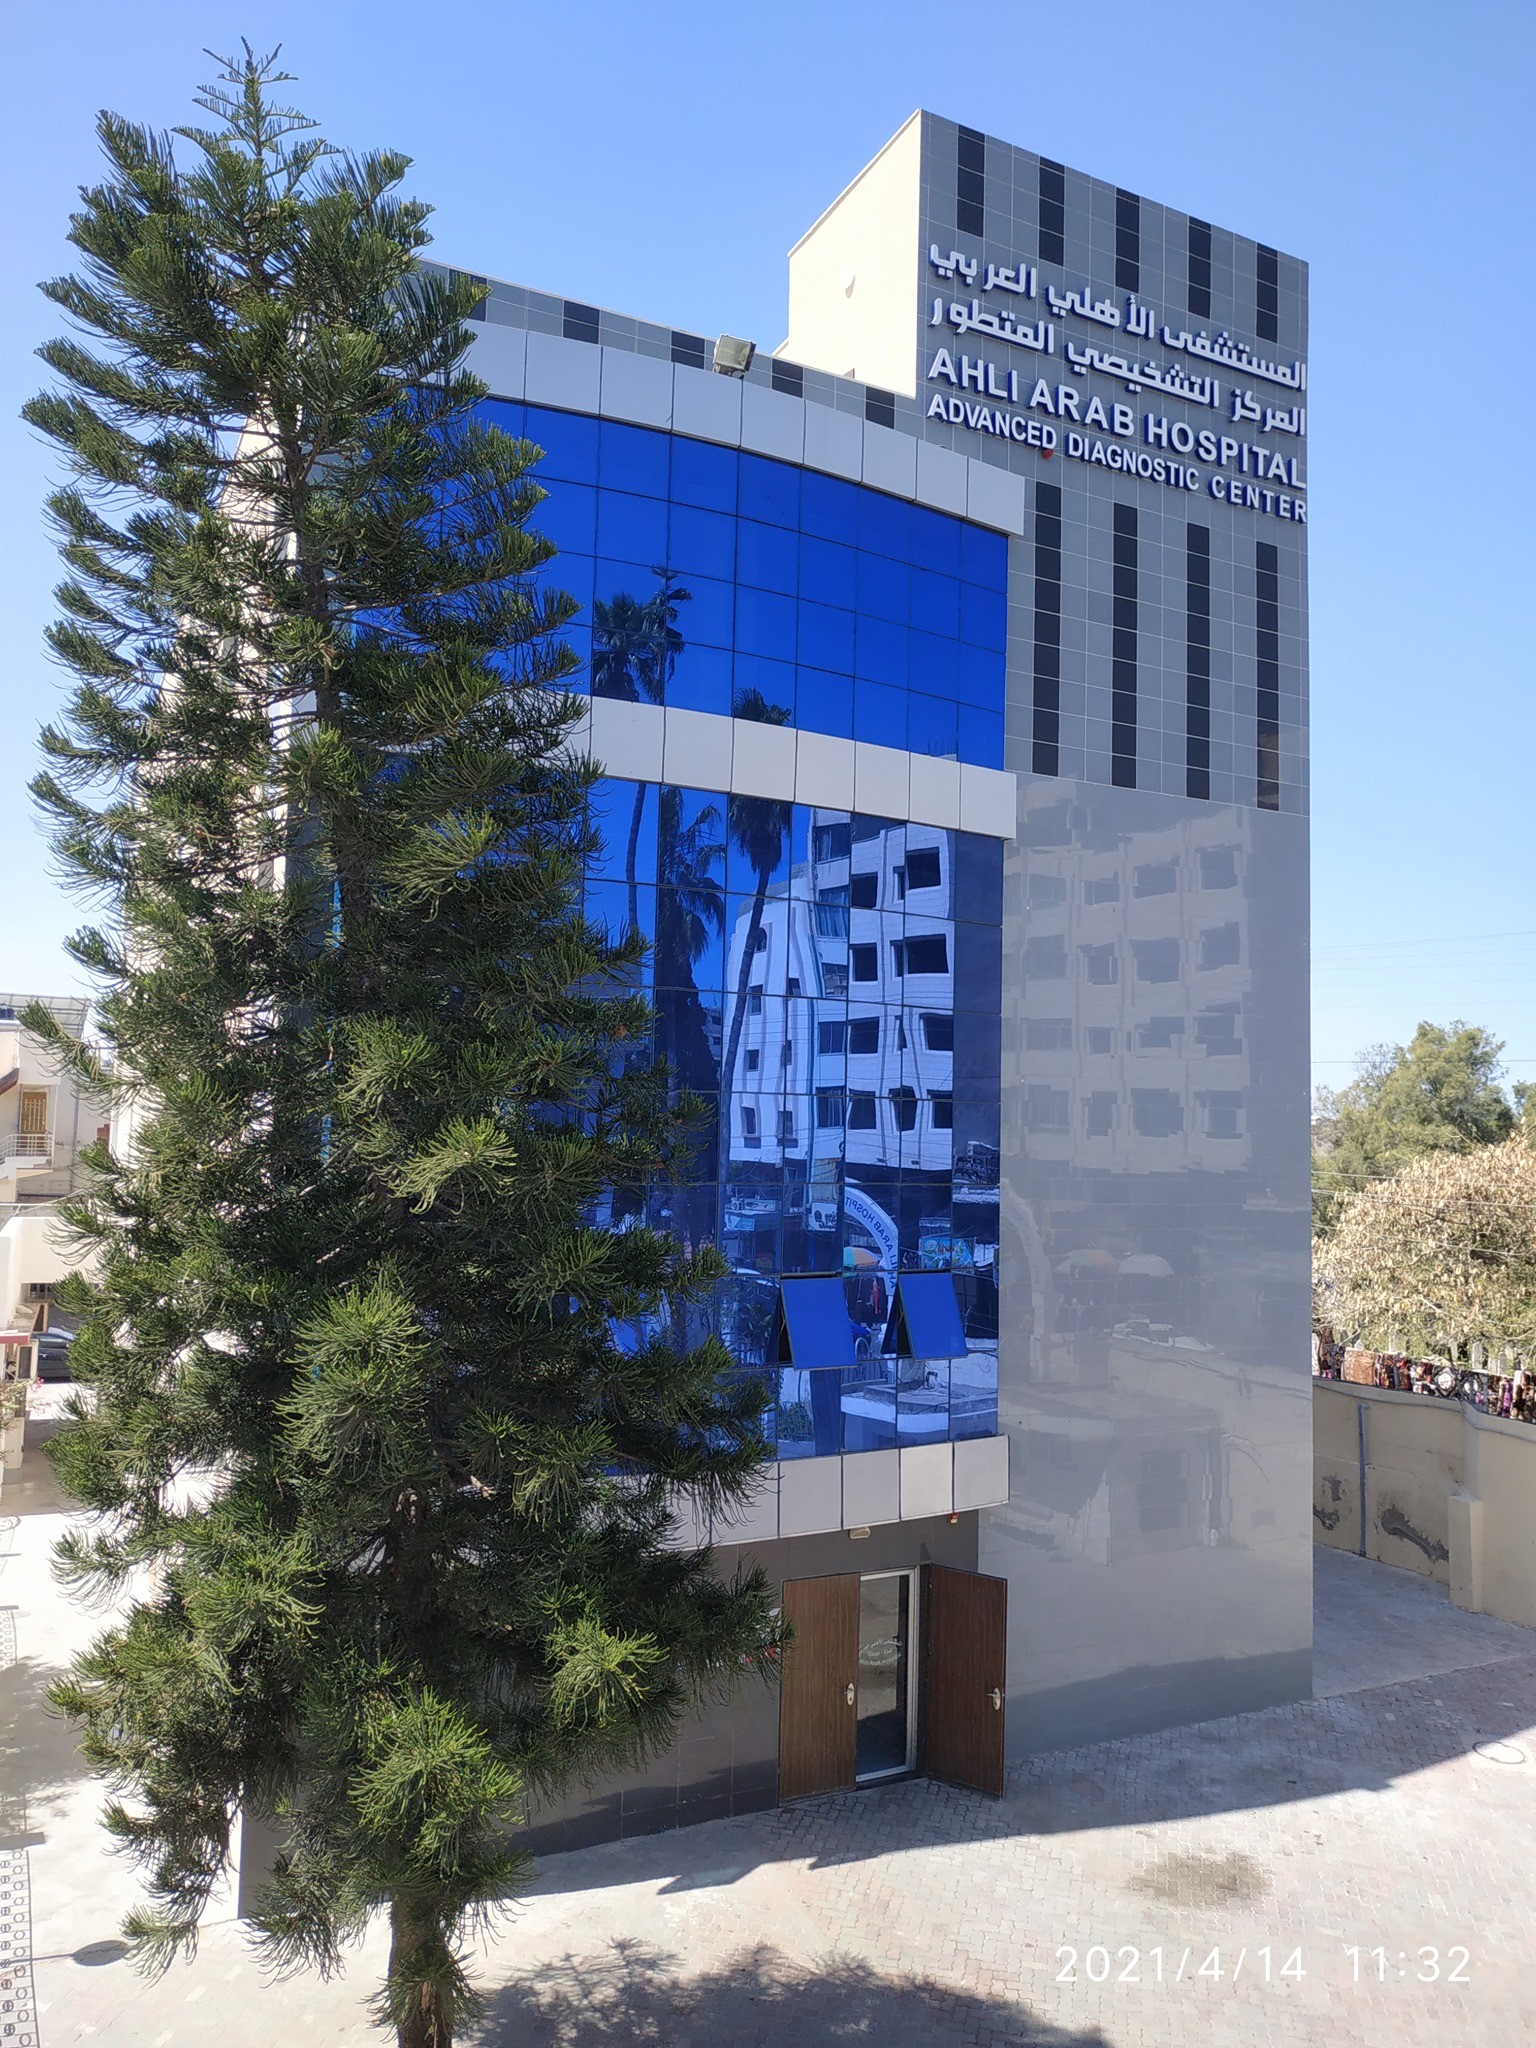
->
xmin=661 ymin=1434 xmax=1011 ymax=1550
xmin=467 ymin=324 xmax=1031 ymax=536
xmin=572 ymin=696 xmax=1017 ymax=839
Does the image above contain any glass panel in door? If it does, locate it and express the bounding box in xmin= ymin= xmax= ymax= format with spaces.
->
xmin=855 ymin=1572 xmax=912 ymax=1780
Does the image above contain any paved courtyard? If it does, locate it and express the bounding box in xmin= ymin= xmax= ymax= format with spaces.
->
xmin=3 ymin=1417 xmax=1535 ymax=2048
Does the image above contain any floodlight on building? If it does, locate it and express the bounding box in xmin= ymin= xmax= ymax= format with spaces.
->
xmin=712 ymin=334 xmax=756 ymax=377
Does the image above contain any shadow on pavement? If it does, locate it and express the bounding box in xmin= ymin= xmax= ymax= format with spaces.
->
xmin=468 ymin=1938 xmax=1108 ymax=2047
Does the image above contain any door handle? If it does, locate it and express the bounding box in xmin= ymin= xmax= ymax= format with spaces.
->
xmin=845 ymin=1682 xmax=856 ymax=1707
xmin=990 ymin=1688 xmax=1003 ymax=1712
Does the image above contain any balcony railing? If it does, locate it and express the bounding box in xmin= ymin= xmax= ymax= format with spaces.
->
xmin=11 ymin=1133 xmax=50 ymax=1160
xmin=769 ymin=1351 xmax=999 ymax=1459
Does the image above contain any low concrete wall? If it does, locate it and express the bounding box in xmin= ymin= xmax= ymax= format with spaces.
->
xmin=1314 ymin=1380 xmax=1536 ymax=1630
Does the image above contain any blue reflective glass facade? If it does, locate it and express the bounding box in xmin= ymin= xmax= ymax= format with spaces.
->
xmin=583 ymin=778 xmax=1002 ymax=1454
xmin=481 ymin=400 xmax=1009 ymax=766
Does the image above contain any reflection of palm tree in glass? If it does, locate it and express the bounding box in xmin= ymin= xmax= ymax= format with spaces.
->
xmin=718 ymin=687 xmax=793 ymax=1193
xmin=590 ymin=569 xmax=691 ymax=932
xmin=654 ymin=785 xmax=724 ymax=1260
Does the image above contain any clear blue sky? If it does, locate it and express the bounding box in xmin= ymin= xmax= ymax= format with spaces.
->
xmin=3 ymin=1 xmax=1532 ymax=1096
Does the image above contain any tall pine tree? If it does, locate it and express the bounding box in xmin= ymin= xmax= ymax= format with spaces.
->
xmin=25 ymin=47 xmax=776 ymax=2048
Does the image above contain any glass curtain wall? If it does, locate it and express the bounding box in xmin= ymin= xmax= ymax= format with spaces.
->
xmin=484 ymin=396 xmax=1010 ymax=1455
xmin=482 ymin=399 xmax=1009 ymax=767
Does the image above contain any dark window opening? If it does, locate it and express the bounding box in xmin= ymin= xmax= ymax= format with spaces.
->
xmin=563 ymin=299 xmax=600 ymax=344
xmin=1131 ymin=1089 xmax=1184 ymax=1138
xmin=957 ymin=124 xmax=986 ymax=236
xmin=893 ymin=934 xmax=950 ymax=977
xmin=1199 ymin=848 xmax=1238 ymax=890
xmin=1187 ymin=219 xmax=1212 ymax=320
xmin=1133 ymin=938 xmax=1180 ymax=983
xmin=1115 ymin=189 xmax=1141 ymax=292
xmin=770 ymin=357 xmax=805 ymax=397
xmin=1082 ymin=943 xmax=1118 ymax=987
xmin=847 ymin=1093 xmax=877 ymax=1130
xmin=850 ymin=944 xmax=879 ymax=983
xmin=1032 ymin=481 xmax=1063 ymax=775
xmin=1134 ymin=862 xmax=1177 ymax=897
xmin=1038 ymin=158 xmax=1066 ymax=267
xmin=1187 ymin=521 xmax=1212 ymax=799
xmin=850 ymin=870 xmax=878 ymax=909
xmin=1199 ymin=1091 xmax=1243 ymax=1139
xmin=1256 ymin=538 xmax=1281 ymax=810
xmin=921 ymin=1012 xmax=954 ymax=1052
xmin=1256 ymin=244 xmax=1280 ymax=343
xmin=864 ymin=387 xmax=896 ymax=429
xmin=890 ymin=1086 xmax=919 ymax=1133
xmin=1025 ymin=1085 xmax=1070 ymax=1133
xmin=670 ymin=330 xmax=709 ymax=369
xmin=848 ymin=1015 xmax=880 ymax=1055
xmin=904 ymin=846 xmax=942 ymax=891
xmin=1111 ymin=503 xmax=1138 ymax=787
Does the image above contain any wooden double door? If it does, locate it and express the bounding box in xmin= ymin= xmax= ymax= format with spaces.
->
xmin=778 ymin=1565 xmax=1007 ymax=1802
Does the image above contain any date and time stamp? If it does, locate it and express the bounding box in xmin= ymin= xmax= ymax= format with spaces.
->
xmin=1054 ymin=1944 xmax=1473 ymax=1988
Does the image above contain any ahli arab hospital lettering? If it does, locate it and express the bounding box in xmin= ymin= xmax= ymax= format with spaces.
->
xmin=922 ymin=243 xmax=1307 ymax=517
xmin=924 ymin=355 xmax=1306 ymax=523
xmin=926 ymin=245 xmax=1307 ymax=433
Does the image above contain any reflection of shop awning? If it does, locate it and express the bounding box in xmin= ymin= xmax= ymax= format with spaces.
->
xmin=883 ymin=1272 xmax=966 ymax=1358
xmin=1054 ymin=1249 xmax=1120 ymax=1275
xmin=775 ymin=1276 xmax=856 ymax=1368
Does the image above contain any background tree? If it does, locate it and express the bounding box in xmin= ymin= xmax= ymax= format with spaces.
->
xmin=1315 ymin=1139 xmax=1536 ymax=1358
xmin=26 ymin=49 xmax=774 ymax=2048
xmin=1311 ymin=1020 xmax=1515 ymax=1233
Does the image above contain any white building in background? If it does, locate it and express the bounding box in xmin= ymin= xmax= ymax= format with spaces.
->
xmin=0 ymin=994 xmax=108 ymax=1341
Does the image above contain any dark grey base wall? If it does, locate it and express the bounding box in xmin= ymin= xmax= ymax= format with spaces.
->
xmin=516 ymin=1513 xmax=979 ymax=1855
xmin=1011 ymin=1647 xmax=1314 ymax=1756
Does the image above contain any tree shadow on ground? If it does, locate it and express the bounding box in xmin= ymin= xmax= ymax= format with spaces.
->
xmin=469 ymin=1937 xmax=1108 ymax=2048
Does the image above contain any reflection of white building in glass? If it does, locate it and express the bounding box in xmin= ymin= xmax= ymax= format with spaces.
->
xmin=1008 ymin=806 xmax=1255 ymax=1174
xmin=723 ymin=816 xmax=960 ymax=1180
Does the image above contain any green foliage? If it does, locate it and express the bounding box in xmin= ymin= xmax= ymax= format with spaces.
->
xmin=1312 ymin=1021 xmax=1516 ymax=1235
xmin=28 ymin=45 xmax=776 ymax=2047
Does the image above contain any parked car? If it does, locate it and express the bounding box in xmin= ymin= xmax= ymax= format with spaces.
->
xmin=33 ymin=1333 xmax=75 ymax=1383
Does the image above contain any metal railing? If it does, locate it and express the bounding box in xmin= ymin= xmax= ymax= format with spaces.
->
xmin=771 ymin=1352 xmax=1000 ymax=1459
xmin=10 ymin=1133 xmax=50 ymax=1159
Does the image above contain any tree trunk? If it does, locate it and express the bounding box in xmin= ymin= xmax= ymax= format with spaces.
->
xmin=625 ymin=781 xmax=648 ymax=936
xmin=389 ymin=1898 xmax=453 ymax=2048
